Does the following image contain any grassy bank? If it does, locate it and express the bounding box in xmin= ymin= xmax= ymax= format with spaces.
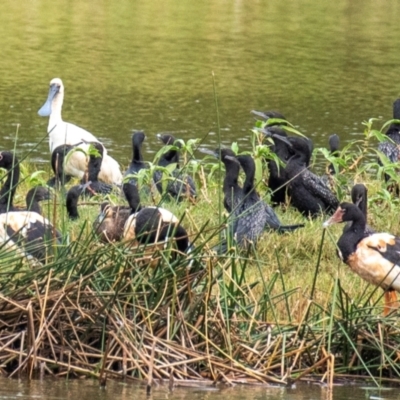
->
xmin=1 ymin=117 xmax=400 ymax=387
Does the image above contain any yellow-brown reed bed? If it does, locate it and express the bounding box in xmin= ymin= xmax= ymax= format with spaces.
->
xmin=1 ymin=227 xmax=400 ymax=389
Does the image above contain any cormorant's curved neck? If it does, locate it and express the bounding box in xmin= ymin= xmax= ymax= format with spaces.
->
xmin=0 ymin=157 xmax=20 ymax=207
xmin=132 ymin=137 xmax=144 ymax=163
xmin=285 ymin=154 xmax=307 ymax=176
xmin=386 ymin=99 xmax=400 ymax=133
xmin=221 ymin=158 xmax=240 ymax=191
xmin=296 ymin=151 xmax=310 ymax=166
xmin=393 ymin=99 xmax=400 ymax=120
xmin=358 ymin=197 xmax=367 ymax=220
xmin=158 ymin=148 xmax=179 ymax=167
xmin=239 ymin=157 xmax=256 ymax=195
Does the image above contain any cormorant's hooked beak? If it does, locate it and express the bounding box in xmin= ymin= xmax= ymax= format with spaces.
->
xmin=251 ymin=110 xmax=270 ymax=120
xmin=251 ymin=110 xmax=287 ymax=123
xmin=271 ymin=134 xmax=292 ymax=147
xmin=199 ymin=147 xmax=218 ymax=158
xmin=157 ymin=133 xmax=180 ymax=148
xmin=157 ymin=133 xmax=170 ymax=143
xmin=257 ymin=127 xmax=293 ymax=148
xmin=38 ymin=83 xmax=60 ymax=117
xmin=224 ymin=155 xmax=240 ymax=164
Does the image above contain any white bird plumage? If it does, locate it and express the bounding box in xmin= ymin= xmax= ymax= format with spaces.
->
xmin=38 ymin=78 xmax=122 ymax=184
xmin=0 ymin=211 xmax=62 ymax=262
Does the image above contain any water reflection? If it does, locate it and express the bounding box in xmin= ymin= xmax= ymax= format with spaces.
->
xmin=0 ymin=378 xmax=398 ymax=400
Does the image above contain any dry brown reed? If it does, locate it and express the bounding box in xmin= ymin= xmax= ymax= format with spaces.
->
xmin=1 ymin=232 xmax=400 ymax=389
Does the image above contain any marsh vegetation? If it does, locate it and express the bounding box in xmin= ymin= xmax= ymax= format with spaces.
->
xmin=1 ymin=117 xmax=400 ymax=389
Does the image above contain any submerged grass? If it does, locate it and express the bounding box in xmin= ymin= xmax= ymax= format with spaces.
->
xmin=1 ymin=117 xmax=400 ymax=387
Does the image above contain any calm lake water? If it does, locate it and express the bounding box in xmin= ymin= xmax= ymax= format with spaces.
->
xmin=0 ymin=378 xmax=399 ymax=400
xmin=0 ymin=0 xmax=400 ymax=168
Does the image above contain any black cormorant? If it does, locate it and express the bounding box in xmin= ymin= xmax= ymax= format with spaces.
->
xmin=259 ymin=127 xmax=313 ymax=206
xmin=200 ymin=147 xmax=243 ymax=214
xmin=200 ymin=149 xmax=303 ymax=249
xmin=251 ymin=110 xmax=287 ymax=124
xmin=153 ymin=134 xmax=197 ymax=201
xmin=234 ymin=154 xmax=304 ymax=247
xmin=261 ymin=126 xmax=292 ymax=206
xmin=199 ymin=147 xmax=243 ymax=252
xmin=377 ymin=99 xmax=400 ymax=184
xmin=283 ymin=137 xmax=339 ymax=217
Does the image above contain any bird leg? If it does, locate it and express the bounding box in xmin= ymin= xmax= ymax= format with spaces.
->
xmin=85 ymin=184 xmax=97 ymax=197
xmin=384 ymin=290 xmax=399 ymax=316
